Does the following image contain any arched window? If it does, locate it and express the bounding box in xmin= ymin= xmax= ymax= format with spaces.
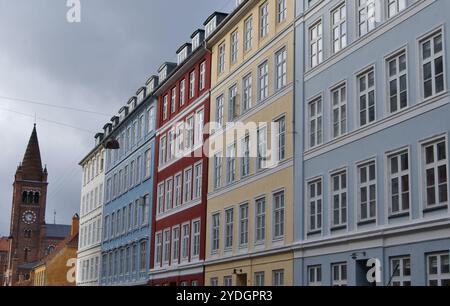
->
xmin=24 ymin=229 xmax=32 ymax=238
xmin=46 ymin=245 xmax=56 ymax=255
xmin=34 ymin=192 xmax=40 ymax=204
xmin=24 ymin=248 xmax=30 ymax=262
xmin=27 ymin=192 xmax=33 ymax=204
xmin=22 ymin=191 xmax=28 ymax=203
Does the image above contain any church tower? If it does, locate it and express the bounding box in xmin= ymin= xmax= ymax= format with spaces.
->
xmin=6 ymin=124 xmax=48 ymax=285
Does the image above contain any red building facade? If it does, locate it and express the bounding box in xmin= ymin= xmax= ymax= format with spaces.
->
xmin=149 ymin=30 xmax=211 ymax=286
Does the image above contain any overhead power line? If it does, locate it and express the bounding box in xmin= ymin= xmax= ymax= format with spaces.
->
xmin=0 ymin=107 xmax=97 ymax=134
xmin=0 ymin=95 xmax=112 ymax=117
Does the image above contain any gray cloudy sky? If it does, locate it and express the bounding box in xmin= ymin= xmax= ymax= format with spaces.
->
xmin=0 ymin=0 xmax=234 ymax=236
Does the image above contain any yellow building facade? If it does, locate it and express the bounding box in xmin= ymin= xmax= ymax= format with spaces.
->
xmin=205 ymin=0 xmax=295 ymax=286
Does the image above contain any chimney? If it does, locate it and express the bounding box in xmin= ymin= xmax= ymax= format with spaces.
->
xmin=71 ymin=214 xmax=80 ymax=236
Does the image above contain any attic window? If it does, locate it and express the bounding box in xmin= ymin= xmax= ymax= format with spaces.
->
xmin=192 ymin=35 xmax=200 ymax=50
xmin=178 ymin=48 xmax=188 ymax=65
xmin=137 ymin=90 xmax=145 ymax=103
xmin=205 ymin=17 xmax=217 ymax=37
xmin=159 ymin=67 xmax=168 ymax=82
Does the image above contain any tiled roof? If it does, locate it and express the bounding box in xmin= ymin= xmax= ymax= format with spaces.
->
xmin=45 ymin=224 xmax=71 ymax=238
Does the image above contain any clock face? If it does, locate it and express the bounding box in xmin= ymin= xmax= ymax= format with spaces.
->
xmin=22 ymin=211 xmax=37 ymax=224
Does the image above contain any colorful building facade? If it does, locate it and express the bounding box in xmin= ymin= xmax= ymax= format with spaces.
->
xmin=77 ymin=135 xmax=105 ymax=286
xmin=149 ymin=25 xmax=215 ymax=286
xmin=204 ymin=0 xmax=295 ymax=286
xmin=293 ymin=0 xmax=450 ymax=286
xmin=100 ymin=79 xmax=158 ymax=286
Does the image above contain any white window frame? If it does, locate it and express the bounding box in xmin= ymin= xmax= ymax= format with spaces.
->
xmin=239 ymin=203 xmax=249 ymax=247
xmin=231 ymin=30 xmax=238 ymax=64
xmin=242 ymin=73 xmax=252 ymax=113
xmin=331 ymin=170 xmax=347 ymax=228
xmin=218 ymin=42 xmax=226 ymax=75
xmin=162 ymin=229 xmax=171 ymax=266
xmin=308 ymin=265 xmax=322 ymax=286
xmin=224 ymin=208 xmax=234 ymax=250
xmin=390 ymin=256 xmax=411 ymax=286
xmin=331 ymin=84 xmax=347 ymax=138
xmin=191 ymin=219 xmax=201 ymax=259
xmin=357 ymin=0 xmax=376 ymax=37
xmin=255 ymin=197 xmax=266 ymax=243
xmin=427 ymin=252 xmax=450 ymax=286
xmin=244 ymin=16 xmax=253 ymax=52
xmin=422 ymin=137 xmax=448 ymax=208
xmin=387 ymin=50 xmax=408 ymax=113
xmin=226 ymin=143 xmax=236 ymax=184
xmin=277 ymin=0 xmax=286 ymax=23
xmin=420 ymin=30 xmax=446 ymax=99
xmin=181 ymin=223 xmax=190 ymax=262
xmin=309 ymin=20 xmax=323 ymax=68
xmin=214 ymin=152 xmax=223 ymax=189
xmin=183 ymin=167 xmax=193 ymax=203
xmin=260 ymin=2 xmax=269 ymax=38
xmin=357 ymin=68 xmax=376 ymax=127
xmin=331 ymin=3 xmax=347 ymax=54
xmin=211 ymin=213 xmax=220 ymax=253
xmin=357 ymin=160 xmax=377 ymax=222
xmin=307 ymin=179 xmax=322 ymax=232
xmin=275 ymin=47 xmax=287 ymax=90
xmin=258 ymin=61 xmax=269 ymax=102
xmin=174 ymin=172 xmax=182 ymax=207
xmin=273 ymin=191 xmax=285 ymax=240
xmin=155 ymin=232 xmax=162 ymax=267
xmin=387 ymin=149 xmax=410 ymax=216
xmin=387 ymin=0 xmax=406 ymax=18
xmin=308 ymin=97 xmax=323 ymax=148
xmin=331 ymin=263 xmax=347 ymax=286
xmin=199 ymin=61 xmax=206 ymax=90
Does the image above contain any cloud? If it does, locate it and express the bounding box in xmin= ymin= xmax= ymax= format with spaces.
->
xmin=0 ymin=0 xmax=234 ymax=235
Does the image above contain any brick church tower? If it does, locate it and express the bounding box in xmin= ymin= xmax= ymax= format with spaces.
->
xmin=5 ymin=125 xmax=70 ymax=286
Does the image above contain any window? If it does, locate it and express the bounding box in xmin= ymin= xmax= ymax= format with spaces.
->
xmin=255 ymin=198 xmax=266 ymax=242
xmin=331 ymin=171 xmax=347 ymax=227
xmin=165 ymin=178 xmax=173 ymax=211
xmin=163 ymin=229 xmax=170 ymax=265
xmin=258 ymin=61 xmax=269 ymax=101
xmin=140 ymin=241 xmax=147 ymax=271
xmin=183 ymin=167 xmax=192 ymax=203
xmin=239 ymin=204 xmax=249 ymax=246
xmin=273 ymin=191 xmax=285 ymax=239
xmin=309 ymin=98 xmax=323 ymax=148
xmin=224 ymin=276 xmax=232 ymax=286
xmin=214 ymin=152 xmax=223 ymax=189
xmin=310 ymin=21 xmax=323 ymax=67
xmin=155 ymin=232 xmax=162 ymax=266
xmin=387 ymin=0 xmax=406 ymax=18
xmin=216 ymin=95 xmax=224 ymax=127
xmin=358 ymin=0 xmax=376 ymax=36
xmin=277 ymin=0 xmax=286 ymax=23
xmin=218 ymin=43 xmax=226 ymax=75
xmin=172 ymin=227 xmax=180 ymax=263
xmin=272 ymin=270 xmax=284 ymax=286
xmin=388 ymin=151 xmax=410 ymax=215
xmin=244 ymin=17 xmax=253 ymax=51
xmin=157 ymin=183 xmax=165 ymax=214
xmin=275 ymin=47 xmax=287 ymax=90
xmin=229 ymin=85 xmax=238 ymax=120
xmin=144 ymin=149 xmax=151 ymax=179
xmin=358 ymin=161 xmax=377 ymax=221
xmin=332 ymin=85 xmax=347 ymax=138
xmin=181 ymin=224 xmax=190 ymax=261
xmin=421 ymin=31 xmax=445 ymax=99
xmin=358 ymin=69 xmax=376 ymax=127
xmin=308 ymin=265 xmax=322 ymax=286
xmin=195 ymin=109 xmax=204 ymax=145
xmin=224 ymin=208 xmax=234 ymax=249
xmin=254 ymin=272 xmax=265 ymax=286
xmin=275 ymin=116 xmax=286 ymax=162
xmin=231 ymin=31 xmax=238 ymax=64
xmin=212 ymin=213 xmax=220 ymax=253
xmin=127 ymin=203 xmax=132 ymax=231
xmin=189 ymin=70 xmax=196 ymax=99
xmin=427 ymin=252 xmax=450 ymax=286
xmin=257 ymin=127 xmax=267 ymax=170
xmin=241 ymin=136 xmax=250 ymax=177
xmin=125 ymin=248 xmax=130 ymax=274
xmin=194 ymin=163 xmax=203 ymax=200
xmin=199 ymin=61 xmax=206 ymax=90
xmin=332 ymin=3 xmax=346 ymax=53
xmin=332 ymin=263 xmax=347 ymax=286
xmin=210 ymin=278 xmax=219 ymax=286
xmin=390 ymin=256 xmax=411 ymax=286
xmin=226 ymin=143 xmax=236 ymax=184
xmin=147 ymin=107 xmax=155 ymax=133
xmin=142 ymin=195 xmax=150 ymax=225
xmin=186 ymin=116 xmax=194 ymax=150
xmin=159 ymin=136 xmax=167 ymax=166
xmin=180 ymin=79 xmax=186 ymax=106
xmin=242 ymin=74 xmax=252 ymax=112
xmin=388 ymin=52 xmax=408 ymax=113
xmin=260 ymin=2 xmax=269 ymax=38
xmin=192 ymin=220 xmax=200 ymax=258
xmin=134 ymin=199 xmax=139 ymax=228
xmin=308 ymin=180 xmax=322 ymax=232
xmin=163 ymin=95 xmax=168 ymax=120
xmin=174 ymin=173 xmax=182 ymax=207
xmin=423 ymin=139 xmax=448 ymax=207
xmin=171 ymin=88 xmax=177 ymax=113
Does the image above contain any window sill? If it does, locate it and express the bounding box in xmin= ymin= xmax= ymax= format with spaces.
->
xmin=423 ymin=204 xmax=448 ymax=214
xmin=388 ymin=212 xmax=410 ymax=220
xmin=330 ymin=225 xmax=347 ymax=232
xmin=357 ymin=219 xmax=376 ymax=226
xmin=307 ymin=230 xmax=322 ymax=236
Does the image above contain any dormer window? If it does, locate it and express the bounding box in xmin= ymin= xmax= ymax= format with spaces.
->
xmin=159 ymin=67 xmax=167 ymax=82
xmin=177 ymin=44 xmax=191 ymax=65
xmin=205 ymin=17 xmax=217 ymax=38
xmin=192 ymin=35 xmax=200 ymax=50
xmin=137 ymin=89 xmax=146 ymax=104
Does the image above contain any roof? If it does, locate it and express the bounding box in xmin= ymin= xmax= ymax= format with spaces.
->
xmin=36 ymin=232 xmax=78 ymax=268
xmin=20 ymin=124 xmax=43 ymax=181
xmin=46 ymin=224 xmax=71 ymax=238
xmin=203 ymin=11 xmax=228 ymax=26
xmin=0 ymin=237 xmax=9 ymax=252
xmin=18 ymin=261 xmax=39 ymax=270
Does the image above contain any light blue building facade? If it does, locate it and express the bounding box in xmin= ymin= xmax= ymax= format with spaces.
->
xmin=294 ymin=0 xmax=450 ymax=286
xmin=100 ymin=76 xmax=159 ymax=286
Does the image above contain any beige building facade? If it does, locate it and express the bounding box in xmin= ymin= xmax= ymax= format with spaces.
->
xmin=205 ymin=0 xmax=295 ymax=286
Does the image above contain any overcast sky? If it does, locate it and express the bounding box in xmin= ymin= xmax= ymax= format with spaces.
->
xmin=0 ymin=0 xmax=234 ymax=236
